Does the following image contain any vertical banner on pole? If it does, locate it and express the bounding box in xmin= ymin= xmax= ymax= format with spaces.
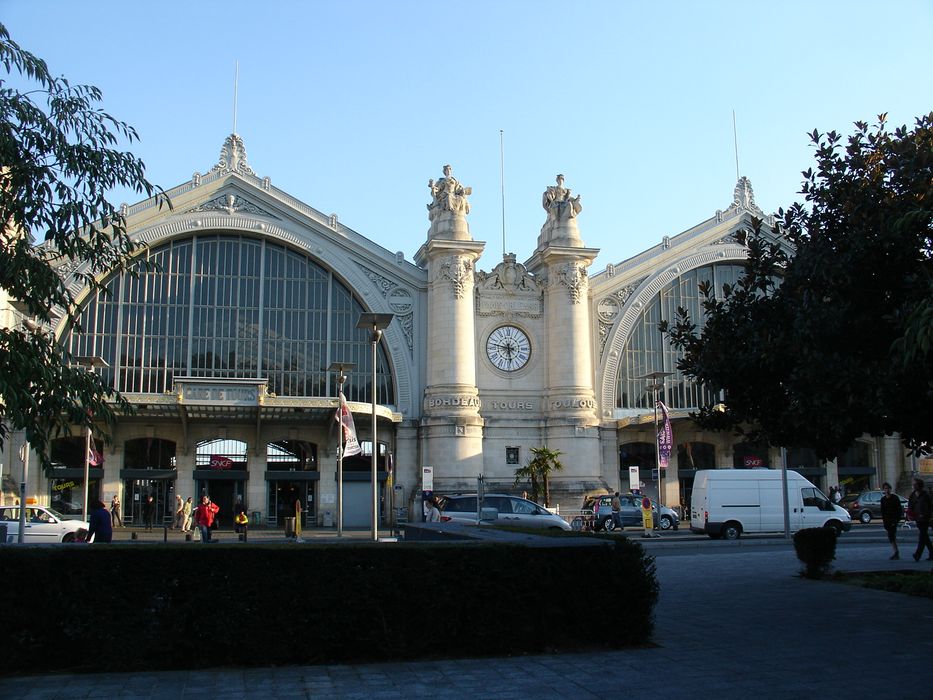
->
xmin=421 ymin=466 xmax=434 ymax=522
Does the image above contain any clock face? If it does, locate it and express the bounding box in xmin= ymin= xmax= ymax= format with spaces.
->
xmin=486 ymin=325 xmax=531 ymax=372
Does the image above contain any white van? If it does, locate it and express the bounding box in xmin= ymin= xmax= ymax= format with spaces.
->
xmin=690 ymin=469 xmax=851 ymax=539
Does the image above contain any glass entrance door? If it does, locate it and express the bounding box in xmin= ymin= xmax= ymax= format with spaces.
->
xmin=268 ymin=481 xmax=314 ymax=526
xmin=124 ymin=478 xmax=174 ymax=526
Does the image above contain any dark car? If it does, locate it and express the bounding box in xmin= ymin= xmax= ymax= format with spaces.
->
xmin=842 ymin=490 xmax=909 ymax=524
xmin=578 ymin=493 xmax=678 ymax=531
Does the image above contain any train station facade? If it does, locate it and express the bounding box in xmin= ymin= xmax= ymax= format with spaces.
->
xmin=0 ymin=135 xmax=916 ymax=527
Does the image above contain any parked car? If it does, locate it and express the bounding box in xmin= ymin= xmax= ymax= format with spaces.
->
xmin=842 ymin=490 xmax=909 ymax=524
xmin=579 ymin=493 xmax=679 ymax=531
xmin=436 ymin=494 xmax=572 ymax=531
xmin=0 ymin=505 xmax=89 ymax=543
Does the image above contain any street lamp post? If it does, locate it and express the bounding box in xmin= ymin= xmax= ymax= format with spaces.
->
xmin=10 ymin=301 xmax=36 ymax=543
xmin=17 ymin=439 xmax=29 ymax=544
xmin=356 ymin=313 xmax=393 ymax=542
xmin=639 ymin=371 xmax=673 ymax=530
xmin=74 ymin=355 xmax=108 ymax=524
xmin=327 ymin=361 xmax=355 ymax=537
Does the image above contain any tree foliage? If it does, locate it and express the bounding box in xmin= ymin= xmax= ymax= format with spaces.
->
xmin=0 ymin=23 xmax=167 ymax=473
xmin=663 ymin=113 xmax=933 ymax=459
xmin=514 ymin=446 xmax=564 ymax=506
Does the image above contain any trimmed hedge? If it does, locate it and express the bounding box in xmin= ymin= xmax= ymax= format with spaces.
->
xmin=793 ymin=527 xmax=837 ymax=579
xmin=2 ymin=539 xmax=657 ymax=674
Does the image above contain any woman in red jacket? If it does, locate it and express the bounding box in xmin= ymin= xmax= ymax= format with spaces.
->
xmin=194 ymin=496 xmax=220 ymax=543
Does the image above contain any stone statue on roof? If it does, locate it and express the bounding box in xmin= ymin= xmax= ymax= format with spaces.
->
xmin=542 ymin=174 xmax=582 ymax=223
xmin=428 ymin=164 xmax=472 ymax=216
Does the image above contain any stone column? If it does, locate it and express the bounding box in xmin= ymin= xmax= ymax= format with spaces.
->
xmin=415 ymin=166 xmax=485 ymax=482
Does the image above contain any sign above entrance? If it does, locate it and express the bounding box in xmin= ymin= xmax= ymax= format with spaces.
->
xmin=176 ymin=378 xmax=266 ymax=406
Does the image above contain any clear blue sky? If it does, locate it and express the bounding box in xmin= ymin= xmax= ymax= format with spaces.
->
xmin=3 ymin=0 xmax=931 ymax=270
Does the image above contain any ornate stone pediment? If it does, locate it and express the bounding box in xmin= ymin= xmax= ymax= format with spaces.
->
xmin=475 ymin=253 xmax=543 ymax=317
xmin=184 ymin=193 xmax=278 ymax=218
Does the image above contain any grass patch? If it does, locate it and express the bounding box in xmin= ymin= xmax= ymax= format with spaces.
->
xmin=831 ymin=570 xmax=933 ymax=599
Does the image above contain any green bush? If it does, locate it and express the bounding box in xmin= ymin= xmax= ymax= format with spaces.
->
xmin=793 ymin=527 xmax=837 ymax=579
xmin=1 ymin=539 xmax=657 ymax=674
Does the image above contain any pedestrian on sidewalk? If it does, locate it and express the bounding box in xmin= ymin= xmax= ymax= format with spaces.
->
xmin=143 ymin=494 xmax=156 ymax=531
xmin=86 ymin=500 xmax=113 ymax=543
xmin=182 ymin=496 xmax=193 ymax=533
xmin=173 ymin=495 xmax=184 ymax=529
xmin=194 ymin=495 xmax=219 ymax=543
xmin=907 ymin=478 xmax=932 ymax=562
xmin=611 ymin=492 xmax=622 ymax=530
xmin=109 ymin=493 xmax=123 ymax=527
xmin=879 ymin=482 xmax=903 ymax=560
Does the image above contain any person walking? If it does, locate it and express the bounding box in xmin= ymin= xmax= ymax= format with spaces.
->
xmin=109 ymin=493 xmax=123 ymax=527
xmin=172 ymin=495 xmax=184 ymax=530
xmin=907 ymin=478 xmax=932 ymax=562
xmin=181 ymin=496 xmax=193 ymax=533
xmin=194 ymin=495 xmax=219 ymax=543
xmin=425 ymin=496 xmax=441 ymax=523
xmin=879 ymin=482 xmax=903 ymax=560
xmin=143 ymin=494 xmax=156 ymax=531
xmin=610 ymin=492 xmax=622 ymax=530
xmin=86 ymin=500 xmax=113 ymax=543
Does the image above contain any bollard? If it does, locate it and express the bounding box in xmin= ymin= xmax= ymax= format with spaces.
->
xmin=185 ymin=533 xmax=192 ymax=542
xmin=131 ymin=531 xmax=138 ymax=540
xmin=163 ymin=526 xmax=168 ymax=543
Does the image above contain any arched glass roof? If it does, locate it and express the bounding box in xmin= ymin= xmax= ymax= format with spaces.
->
xmin=63 ymin=233 xmax=394 ymax=405
xmin=617 ymin=262 xmax=745 ymax=411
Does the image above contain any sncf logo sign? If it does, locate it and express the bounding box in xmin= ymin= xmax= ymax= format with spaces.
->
xmin=209 ymin=455 xmax=233 ymax=470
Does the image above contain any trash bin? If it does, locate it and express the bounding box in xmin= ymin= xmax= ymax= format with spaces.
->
xmin=322 ymin=510 xmax=333 ymax=528
xmin=284 ymin=516 xmax=296 ymax=538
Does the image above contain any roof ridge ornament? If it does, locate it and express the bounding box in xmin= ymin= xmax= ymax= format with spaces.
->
xmin=727 ymin=176 xmax=763 ymax=217
xmin=211 ymin=133 xmax=255 ymax=177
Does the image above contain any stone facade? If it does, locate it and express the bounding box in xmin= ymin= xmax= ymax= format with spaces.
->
xmin=0 ymin=136 xmax=909 ymax=526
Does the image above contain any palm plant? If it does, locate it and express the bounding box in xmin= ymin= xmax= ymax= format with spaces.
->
xmin=513 ymin=446 xmax=564 ymax=506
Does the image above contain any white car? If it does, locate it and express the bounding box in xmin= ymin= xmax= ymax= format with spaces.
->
xmin=436 ymin=494 xmax=572 ymax=531
xmin=0 ymin=505 xmax=89 ymax=543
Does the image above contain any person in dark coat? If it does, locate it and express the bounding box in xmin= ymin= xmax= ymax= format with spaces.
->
xmin=87 ymin=500 xmax=113 ymax=543
xmin=879 ymin=482 xmax=903 ymax=560
xmin=907 ymin=478 xmax=932 ymax=562
xmin=143 ymin=494 xmax=156 ymax=531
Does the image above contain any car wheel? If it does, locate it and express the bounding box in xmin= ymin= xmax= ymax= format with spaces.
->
xmin=722 ymin=522 xmax=741 ymax=540
xmin=571 ymin=517 xmax=584 ymax=531
xmin=659 ymin=515 xmax=673 ymax=530
xmin=603 ymin=518 xmax=616 ymax=532
xmin=859 ymin=511 xmax=872 ymax=524
xmin=825 ymin=521 xmax=843 ymax=536
xmin=62 ymin=533 xmax=75 ymax=543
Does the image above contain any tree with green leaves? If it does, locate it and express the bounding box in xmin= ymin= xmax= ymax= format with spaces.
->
xmin=0 ymin=23 xmax=167 ymax=474
xmin=514 ymin=446 xmax=564 ymax=506
xmin=662 ymin=113 xmax=933 ymax=460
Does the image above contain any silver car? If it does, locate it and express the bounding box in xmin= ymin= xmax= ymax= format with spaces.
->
xmin=0 ymin=505 xmax=89 ymax=543
xmin=436 ymin=494 xmax=572 ymax=531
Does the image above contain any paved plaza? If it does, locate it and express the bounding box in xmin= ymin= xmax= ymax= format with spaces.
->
xmin=2 ymin=533 xmax=931 ymax=699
